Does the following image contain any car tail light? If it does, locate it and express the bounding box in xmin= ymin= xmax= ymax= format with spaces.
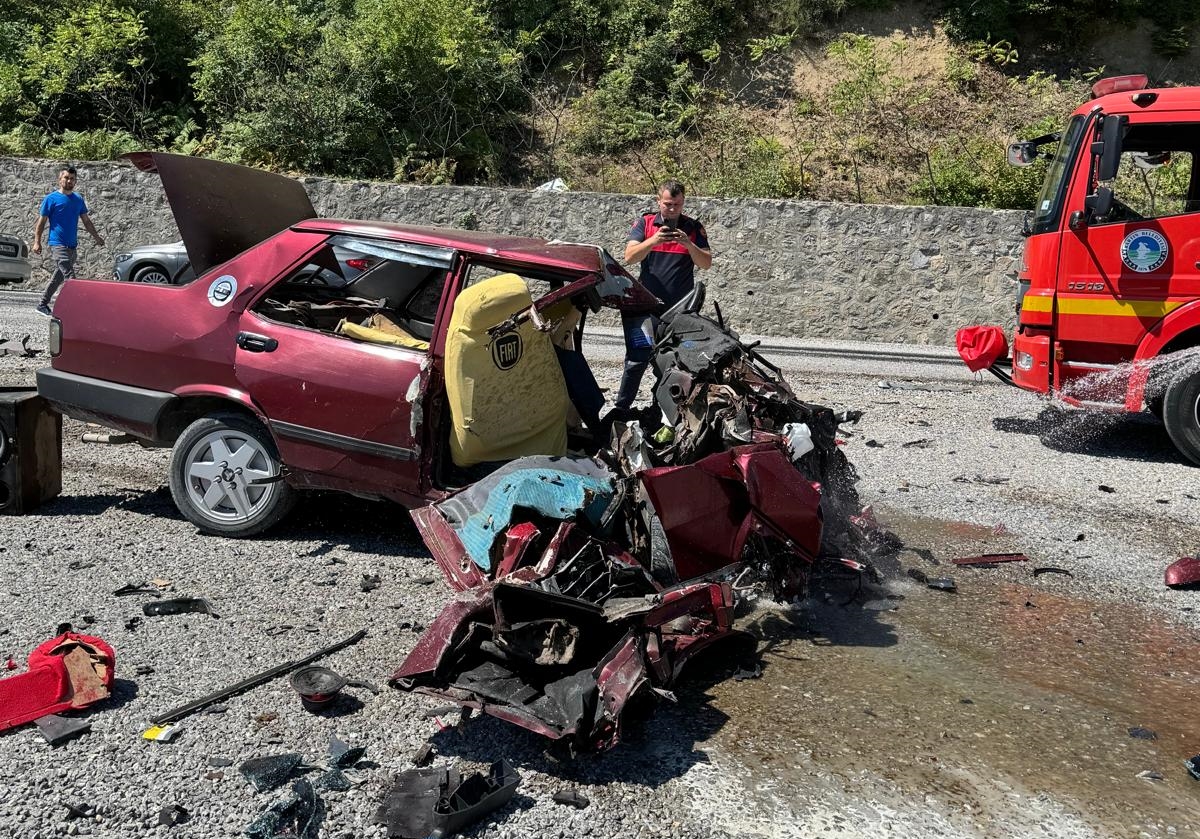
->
xmin=1015 ymin=351 xmax=1034 ymax=371
xmin=345 ymin=258 xmax=372 ymax=271
xmin=49 ymin=318 xmax=61 ymax=357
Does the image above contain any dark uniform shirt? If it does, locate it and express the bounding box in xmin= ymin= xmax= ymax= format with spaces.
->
xmin=628 ymin=212 xmax=709 ymax=309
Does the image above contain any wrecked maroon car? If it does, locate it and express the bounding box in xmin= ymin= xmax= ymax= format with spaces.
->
xmin=392 ymin=289 xmax=869 ymax=751
xmin=36 ymin=152 xmax=657 ymax=536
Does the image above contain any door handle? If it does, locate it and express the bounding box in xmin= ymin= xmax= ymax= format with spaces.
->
xmin=237 ymin=331 xmax=278 ymax=353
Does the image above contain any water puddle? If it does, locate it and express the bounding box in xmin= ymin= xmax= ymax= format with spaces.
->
xmin=701 ymin=509 xmax=1200 ymax=837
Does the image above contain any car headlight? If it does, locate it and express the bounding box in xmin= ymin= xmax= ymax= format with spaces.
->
xmin=115 ymin=253 xmax=133 ymax=263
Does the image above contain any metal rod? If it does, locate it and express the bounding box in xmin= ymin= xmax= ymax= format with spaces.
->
xmin=149 ymin=628 xmax=368 ymax=725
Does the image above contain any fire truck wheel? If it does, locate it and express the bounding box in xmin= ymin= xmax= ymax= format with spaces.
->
xmin=1162 ymin=371 xmax=1200 ymax=466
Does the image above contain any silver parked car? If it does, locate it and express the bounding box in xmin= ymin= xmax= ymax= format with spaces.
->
xmin=113 ymin=240 xmax=377 ymax=286
xmin=112 ymin=241 xmax=192 ymax=284
xmin=0 ymin=234 xmax=32 ymax=284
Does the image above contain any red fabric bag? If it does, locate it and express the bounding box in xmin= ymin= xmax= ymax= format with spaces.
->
xmin=956 ymin=325 xmax=1009 ymax=372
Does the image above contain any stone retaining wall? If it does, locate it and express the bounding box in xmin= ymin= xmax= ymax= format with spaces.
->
xmin=1 ymin=156 xmax=1023 ymax=343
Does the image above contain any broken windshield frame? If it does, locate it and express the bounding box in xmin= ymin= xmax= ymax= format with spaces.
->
xmin=1029 ymin=114 xmax=1088 ymax=236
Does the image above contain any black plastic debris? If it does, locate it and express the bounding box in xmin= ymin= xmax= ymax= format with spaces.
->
xmin=64 ymin=803 xmax=95 ymax=819
xmin=552 ymin=789 xmax=590 ymax=809
xmin=1033 ymin=567 xmax=1073 ymax=578
xmin=360 ymin=574 xmax=382 ymax=593
xmin=54 ymin=621 xmax=73 ymax=636
xmin=906 ymin=568 xmax=929 ymax=584
xmin=125 ymin=617 xmax=142 ymax=631
xmin=208 ymin=757 xmax=234 ymax=767
xmin=158 ymin=804 xmax=189 ymax=827
xmin=314 ymin=769 xmax=353 ymax=792
xmin=143 ymin=598 xmax=217 ymax=618
xmin=1185 ymin=755 xmax=1200 ymax=780
xmin=347 ymin=678 xmax=381 ymax=695
xmin=901 ymin=438 xmax=933 ymax=449
xmin=926 ymin=577 xmax=957 ymax=593
xmin=245 ymin=778 xmax=324 ymax=839
xmin=412 ymin=743 xmax=434 ymax=767
xmin=1099 ymin=485 xmax=1116 ymax=493
xmin=374 ymin=760 xmax=520 ymax=839
xmin=135 ymin=664 xmax=154 ymax=676
xmin=113 ymin=583 xmax=160 ymax=597
xmin=1128 ymin=726 xmax=1158 ymax=741
xmin=240 ymin=753 xmax=304 ymax=792
xmin=35 ymin=714 xmax=92 ymax=746
xmin=327 ymin=736 xmax=366 ymax=769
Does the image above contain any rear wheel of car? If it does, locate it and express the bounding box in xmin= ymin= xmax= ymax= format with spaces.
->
xmin=168 ymin=413 xmax=296 ymax=536
xmin=133 ymin=263 xmax=171 ymax=284
xmin=1162 ymin=370 xmax=1200 ymax=466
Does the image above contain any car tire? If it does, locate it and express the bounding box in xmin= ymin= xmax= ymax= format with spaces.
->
xmin=1162 ymin=369 xmax=1200 ymax=466
xmin=168 ymin=413 xmax=297 ymax=536
xmin=132 ymin=263 xmax=171 ymax=284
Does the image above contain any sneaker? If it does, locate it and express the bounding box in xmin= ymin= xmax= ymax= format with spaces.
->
xmin=35 ymin=304 xmax=52 ymax=317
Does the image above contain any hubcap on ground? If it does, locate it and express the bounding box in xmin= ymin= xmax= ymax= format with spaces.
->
xmin=183 ymin=429 xmax=277 ymax=523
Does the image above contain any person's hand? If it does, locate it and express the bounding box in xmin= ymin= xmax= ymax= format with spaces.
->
xmin=653 ymin=227 xmax=681 ymax=243
xmin=31 ymin=241 xmax=41 ymax=255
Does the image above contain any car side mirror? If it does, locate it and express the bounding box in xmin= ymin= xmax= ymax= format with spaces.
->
xmin=1093 ymin=115 xmax=1126 ymax=182
xmin=1069 ymin=210 xmax=1087 ymax=230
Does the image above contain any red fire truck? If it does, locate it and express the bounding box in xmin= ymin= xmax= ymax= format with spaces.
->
xmin=960 ymin=75 xmax=1200 ymax=465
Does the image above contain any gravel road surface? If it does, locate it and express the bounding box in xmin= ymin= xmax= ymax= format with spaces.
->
xmin=2 ymin=294 xmax=1199 ymax=839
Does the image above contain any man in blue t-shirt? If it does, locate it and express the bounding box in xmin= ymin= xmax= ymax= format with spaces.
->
xmin=615 ymin=179 xmax=712 ymax=410
xmin=32 ymin=166 xmax=105 ymax=316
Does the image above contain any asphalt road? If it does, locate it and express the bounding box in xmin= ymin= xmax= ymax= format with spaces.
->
xmin=1 ymin=292 xmax=1199 ymax=839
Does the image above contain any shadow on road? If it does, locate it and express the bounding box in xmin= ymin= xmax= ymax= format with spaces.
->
xmin=993 ymin=406 xmax=1182 ymax=464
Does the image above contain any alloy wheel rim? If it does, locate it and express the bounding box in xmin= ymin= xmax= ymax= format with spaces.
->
xmin=183 ymin=429 xmax=277 ymax=523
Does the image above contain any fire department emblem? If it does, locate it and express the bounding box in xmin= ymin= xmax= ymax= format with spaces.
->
xmin=1120 ymin=230 xmax=1168 ymax=273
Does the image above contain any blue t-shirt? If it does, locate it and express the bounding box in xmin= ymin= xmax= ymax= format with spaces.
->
xmin=39 ymin=191 xmax=89 ymax=248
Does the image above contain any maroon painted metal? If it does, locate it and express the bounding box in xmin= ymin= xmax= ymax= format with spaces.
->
xmin=1165 ymin=556 xmax=1200 ymax=587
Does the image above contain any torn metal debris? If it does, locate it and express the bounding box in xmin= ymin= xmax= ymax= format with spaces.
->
xmin=393 ymin=287 xmax=876 ymax=750
xmin=1165 ymin=556 xmax=1200 ymax=588
xmin=373 ymin=759 xmax=520 ymax=839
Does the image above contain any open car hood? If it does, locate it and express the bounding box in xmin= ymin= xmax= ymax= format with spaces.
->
xmin=124 ymin=152 xmax=317 ymax=277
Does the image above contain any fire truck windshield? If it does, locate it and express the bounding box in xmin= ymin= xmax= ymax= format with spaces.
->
xmin=1031 ymin=115 xmax=1086 ymax=235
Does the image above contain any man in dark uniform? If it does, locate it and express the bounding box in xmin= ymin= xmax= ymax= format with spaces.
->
xmin=616 ymin=179 xmax=712 ymax=410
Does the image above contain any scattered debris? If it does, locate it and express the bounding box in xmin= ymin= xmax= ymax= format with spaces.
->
xmin=1137 ymin=770 xmax=1165 ymax=782
xmin=862 ymin=599 xmax=898 ymax=612
xmin=1128 ymin=726 xmax=1158 ymax=741
xmin=124 ymin=617 xmax=143 ymax=631
xmin=360 ymin=574 xmax=382 ymax=593
xmin=113 ymin=583 xmax=160 ymax=597
xmin=901 ymin=438 xmax=933 ymax=449
xmin=0 ymin=631 xmax=114 ymax=733
xmin=241 ymin=753 xmax=304 ymax=792
xmin=149 ymin=629 xmax=367 ymax=726
xmin=158 ymin=804 xmax=189 ymax=827
xmin=67 ymin=560 xmax=95 ymax=570
xmin=552 ymin=789 xmax=591 ymax=809
xmin=142 ymin=722 xmax=186 ymax=743
xmin=142 ymin=597 xmax=218 ymax=618
xmin=926 ymin=577 xmax=957 ymax=592
xmin=906 ymin=568 xmax=929 ymax=584
xmin=314 ymin=769 xmax=353 ymax=792
xmin=412 ymin=743 xmax=434 ymax=767
xmin=135 ymin=664 xmax=154 ymax=676
xmin=1033 ymin=566 xmax=1073 ymax=578
xmin=34 ymin=713 xmax=92 ymax=746
xmin=952 ymin=553 xmax=1031 ymax=567
xmin=1185 ymin=755 xmax=1200 ymax=780
xmin=0 ymin=333 xmax=39 ymax=358
xmin=1165 ymin=556 xmax=1200 ymax=588
xmin=208 ymin=757 xmax=234 ymax=767
xmin=64 ymin=803 xmax=95 ymax=820
xmin=290 ymin=666 xmax=348 ymax=712
xmin=411 ymin=577 xmax=436 ymax=586
xmin=245 ymin=778 xmax=324 ymax=839
xmin=733 ymin=662 xmax=763 ymax=681
xmin=1099 ymin=485 xmax=1116 ymax=493
xmin=374 ymin=760 xmax=520 ymax=839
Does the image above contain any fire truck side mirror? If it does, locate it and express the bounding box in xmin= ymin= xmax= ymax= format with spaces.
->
xmin=1083 ymin=186 xmax=1114 ymax=225
xmin=1095 ymin=115 xmax=1127 ymax=181
xmin=1007 ymin=142 xmax=1038 ymax=167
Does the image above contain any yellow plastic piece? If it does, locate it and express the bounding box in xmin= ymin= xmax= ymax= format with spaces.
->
xmin=445 ymin=274 xmax=568 ymax=467
xmin=336 ymin=315 xmax=429 ymax=351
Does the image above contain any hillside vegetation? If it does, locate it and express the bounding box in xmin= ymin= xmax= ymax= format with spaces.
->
xmin=3 ymin=0 xmax=1200 ymax=208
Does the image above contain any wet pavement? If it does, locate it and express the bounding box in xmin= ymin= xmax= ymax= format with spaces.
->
xmin=700 ymin=508 xmax=1200 ymax=838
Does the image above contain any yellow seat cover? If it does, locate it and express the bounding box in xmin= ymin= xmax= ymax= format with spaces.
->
xmin=445 ymin=274 xmax=568 ymax=466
